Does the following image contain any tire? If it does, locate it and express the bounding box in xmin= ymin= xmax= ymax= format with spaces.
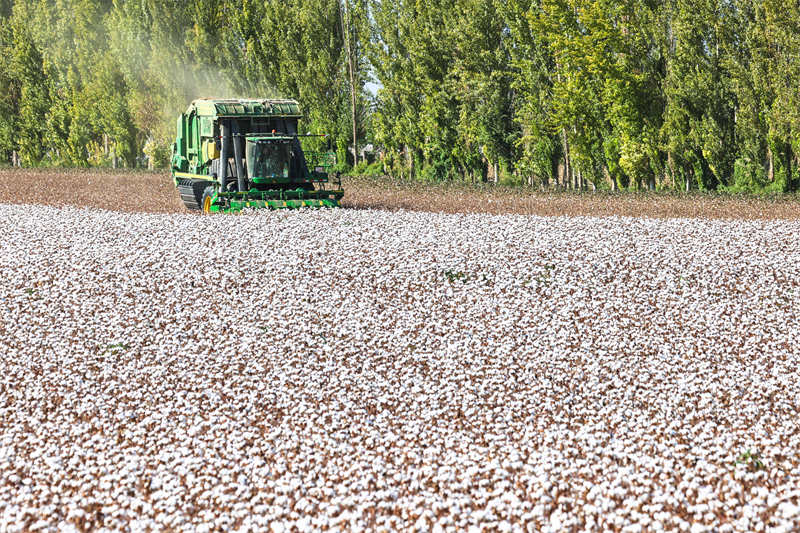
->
xmin=201 ymin=186 xmax=216 ymax=214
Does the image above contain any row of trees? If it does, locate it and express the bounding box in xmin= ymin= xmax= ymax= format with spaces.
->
xmin=371 ymin=0 xmax=800 ymax=191
xmin=0 ymin=0 xmax=368 ymax=169
xmin=1 ymin=0 xmax=799 ymax=191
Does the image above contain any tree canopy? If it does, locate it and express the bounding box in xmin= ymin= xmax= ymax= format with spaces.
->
xmin=1 ymin=0 xmax=798 ymax=191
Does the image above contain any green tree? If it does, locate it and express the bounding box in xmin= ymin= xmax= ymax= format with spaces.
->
xmin=369 ymin=0 xmax=425 ymax=178
xmin=0 ymin=23 xmax=16 ymax=164
xmin=754 ymin=0 xmax=800 ymax=191
xmin=370 ymin=0 xmax=516 ymax=182
xmin=501 ymin=0 xmax=561 ymax=187
xmin=531 ymin=0 xmax=667 ymax=190
xmin=661 ymin=0 xmax=736 ymax=190
xmin=452 ymin=0 xmax=517 ymax=183
xmin=8 ymin=21 xmax=51 ymax=165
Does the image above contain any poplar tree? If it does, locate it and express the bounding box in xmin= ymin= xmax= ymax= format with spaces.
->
xmin=661 ymin=0 xmax=736 ymax=190
xmin=0 ymin=0 xmax=798 ymax=189
xmin=9 ymin=22 xmax=50 ymax=165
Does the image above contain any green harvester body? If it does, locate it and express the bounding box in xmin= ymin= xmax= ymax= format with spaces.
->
xmin=170 ymin=98 xmax=343 ymax=213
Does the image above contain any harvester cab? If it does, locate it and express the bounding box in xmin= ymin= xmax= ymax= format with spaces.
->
xmin=247 ymin=137 xmax=292 ymax=181
xmin=171 ymin=98 xmax=343 ymax=213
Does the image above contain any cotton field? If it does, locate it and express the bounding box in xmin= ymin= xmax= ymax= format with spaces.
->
xmin=1 ymin=204 xmax=799 ymax=532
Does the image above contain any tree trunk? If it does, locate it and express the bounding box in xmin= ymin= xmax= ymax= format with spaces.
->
xmin=12 ymin=150 xmax=18 ymax=167
xmin=340 ymin=0 xmax=358 ymax=167
xmin=604 ymin=163 xmax=616 ymax=190
xmin=556 ymin=161 xmax=564 ymax=189
xmin=548 ymin=150 xmax=559 ymax=189
xmin=785 ymin=145 xmax=793 ymax=192
xmin=405 ymin=146 xmax=412 ymax=179
xmin=561 ymin=129 xmax=570 ymax=191
xmin=767 ymin=145 xmax=774 ymax=182
xmin=793 ymin=154 xmax=800 ymax=192
xmin=668 ymin=152 xmax=676 ymax=189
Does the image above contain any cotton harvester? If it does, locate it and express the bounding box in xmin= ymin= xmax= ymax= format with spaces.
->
xmin=171 ymin=98 xmax=343 ymax=213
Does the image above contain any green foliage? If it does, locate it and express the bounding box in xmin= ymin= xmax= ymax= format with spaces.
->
xmin=348 ymin=159 xmax=384 ymax=176
xmin=1 ymin=0 xmax=800 ymax=193
xmin=723 ymin=157 xmax=769 ymax=193
xmin=101 ymin=342 xmax=130 ymax=357
xmin=370 ymin=0 xmax=516 ymax=183
xmin=10 ymin=22 xmax=51 ymax=165
xmin=0 ymin=0 xmax=366 ymax=169
xmin=369 ymin=0 xmax=800 ymax=192
xmin=0 ymin=24 xmax=15 ymax=162
xmin=443 ymin=270 xmax=468 ymax=283
xmin=735 ymin=449 xmax=766 ymax=472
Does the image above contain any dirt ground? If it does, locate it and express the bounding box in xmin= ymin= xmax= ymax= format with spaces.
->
xmin=0 ymin=168 xmax=184 ymax=214
xmin=2 ymin=167 xmax=800 ymax=219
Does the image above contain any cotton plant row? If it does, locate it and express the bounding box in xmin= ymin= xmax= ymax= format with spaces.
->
xmin=0 ymin=204 xmax=798 ymax=532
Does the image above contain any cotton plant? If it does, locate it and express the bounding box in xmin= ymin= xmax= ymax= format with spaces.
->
xmin=0 ymin=204 xmax=798 ymax=532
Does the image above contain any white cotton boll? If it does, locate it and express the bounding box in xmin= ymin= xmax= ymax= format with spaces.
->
xmin=269 ymin=521 xmax=287 ymax=533
xmin=2 ymin=205 xmax=800 ymax=531
xmin=778 ymin=501 xmax=800 ymax=519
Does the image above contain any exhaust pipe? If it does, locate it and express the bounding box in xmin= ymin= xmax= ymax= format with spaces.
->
xmin=232 ymin=120 xmax=246 ymax=192
xmin=219 ymin=120 xmax=230 ymax=191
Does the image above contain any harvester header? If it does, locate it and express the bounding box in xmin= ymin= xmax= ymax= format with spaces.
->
xmin=171 ymin=98 xmax=342 ymax=213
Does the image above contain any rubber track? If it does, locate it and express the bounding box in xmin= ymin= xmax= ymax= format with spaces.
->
xmin=177 ymin=179 xmax=212 ymax=211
